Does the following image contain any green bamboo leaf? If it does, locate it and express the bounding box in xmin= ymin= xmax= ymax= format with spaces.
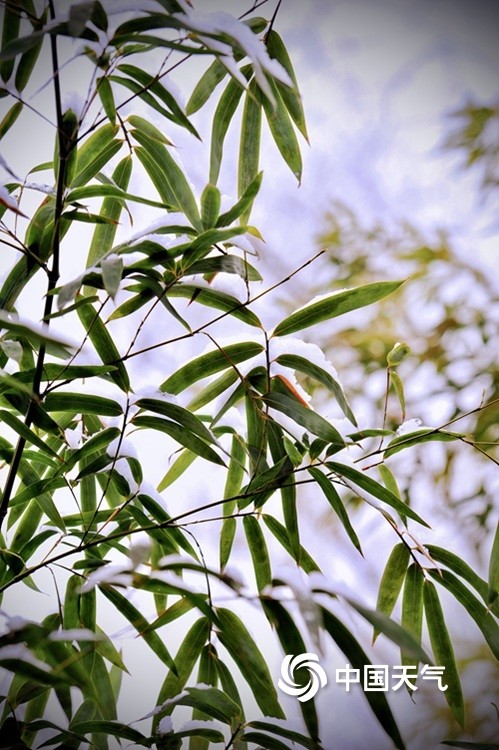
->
xmin=321 ymin=606 xmax=406 ymax=750
xmin=275 ymin=352 xmax=356 ymax=425
xmin=261 ymin=599 xmax=319 ymax=742
xmin=71 ymin=720 xmax=147 ymax=745
xmin=243 ymin=515 xmax=271 ymax=592
xmin=128 ymin=114 xmax=173 ymax=145
xmin=0 ymin=101 xmax=23 ymax=140
xmin=72 ymin=123 xmax=121 ymax=188
xmin=247 ymin=722 xmax=316 ymax=750
xmin=428 ymin=569 xmax=499 ymax=660
xmin=15 ymin=34 xmax=44 ymax=93
xmin=186 ymin=59 xmax=229 ymax=115
xmin=273 ymin=280 xmax=404 ymax=337
xmin=0 ymin=656 xmax=66 ymax=687
xmin=77 ymin=300 xmax=130 ymax=392
xmin=210 ymin=67 xmax=251 ymax=185
xmin=216 ymin=607 xmax=284 ymax=718
xmin=238 ymin=732 xmax=298 ymax=750
xmin=390 ymin=371 xmax=406 ymax=420
xmin=44 ymin=392 xmax=123 ymax=417
xmin=1 ymin=3 xmax=21 ymax=81
xmin=200 ymin=183 xmax=221 ymax=229
xmin=86 ymin=156 xmax=132 ymax=266
xmin=157 ymin=448 xmax=197 ymax=492
xmin=135 ymin=398 xmax=218 ymax=446
xmin=326 ymin=461 xmax=429 ymax=527
xmin=99 ymin=586 xmax=177 ymax=673
xmin=118 ymin=63 xmax=199 ymax=138
xmin=101 ymin=255 xmax=123 ymax=299
xmin=339 ymin=597 xmax=431 ymax=662
xmin=373 ymin=543 xmax=410 ymax=642
xmin=263 ymin=515 xmax=321 ymax=573
xmin=384 ymin=429 xmax=463 ymax=458
xmin=0 ymin=29 xmax=46 ymax=63
xmin=97 ymin=75 xmax=116 ymax=124
xmin=263 ymin=391 xmax=344 ymax=445
xmin=161 ymin=341 xmax=263 ymax=394
xmin=401 ymin=563 xmax=424 ymax=678
xmin=186 ymin=253 xmax=261 ymax=282
xmin=167 ymin=284 xmax=261 ymax=327
xmin=262 ymin=77 xmax=302 ymax=182
xmin=423 ymin=580 xmax=465 ymax=727
xmin=238 ymin=79 xmax=262 ymax=222
xmin=134 ymin=132 xmax=201 ymax=229
xmin=166 ymin=686 xmax=241 ymax=725
xmin=132 ymin=415 xmax=224 ymax=466
xmin=153 ymin=617 xmax=210 ymax=732
xmin=217 ymin=171 xmax=264 ymax=228
xmin=378 ymin=464 xmax=401 ymax=500
xmin=11 ymin=477 xmax=66 ymax=509
xmin=424 ymin=545 xmax=499 ymax=615
xmin=220 ymin=517 xmax=237 ymax=574
xmin=488 ymin=521 xmax=499 ymax=607
xmin=69 ymin=183 xmax=168 ymax=206
xmin=308 ymin=467 xmax=362 ymax=553
xmin=0 ymin=410 xmax=60 ymax=459
xmin=265 ymin=30 xmax=308 ymax=140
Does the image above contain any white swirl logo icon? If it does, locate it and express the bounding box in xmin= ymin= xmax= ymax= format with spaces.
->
xmin=278 ymin=653 xmax=328 ymax=702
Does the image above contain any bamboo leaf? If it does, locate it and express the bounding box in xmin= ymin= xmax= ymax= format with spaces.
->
xmin=167 ymin=283 xmax=261 ymax=327
xmin=423 ymin=580 xmax=465 ymax=728
xmin=134 ymin=132 xmax=201 ymax=229
xmin=427 ymin=569 xmax=499 ymax=660
xmin=273 ymin=281 xmax=405 ymax=337
xmin=488 ymin=521 xmax=499 ymax=607
xmin=77 ymin=300 xmax=130 ymax=392
xmin=216 ymin=608 xmax=284 ymax=718
xmin=72 ymin=123 xmax=121 ymax=188
xmin=373 ymin=544 xmax=410 ymax=642
xmin=153 ymin=617 xmax=209 ymax=732
xmin=425 ymin=545 xmax=499 ymax=615
xmin=238 ymin=79 xmax=262 ymax=222
xmin=384 ymin=429 xmax=463 ymax=458
xmin=275 ymin=352 xmax=356 ymax=425
xmin=263 ymin=515 xmax=321 ymax=574
xmin=210 ymin=67 xmax=251 ymax=185
xmin=157 ymin=449 xmax=197 ymax=492
xmin=263 ymin=391 xmax=344 ymax=445
xmin=243 ymin=516 xmax=271 ymax=592
xmin=164 ymin=686 xmax=240 ymax=725
xmin=201 ymin=183 xmax=221 ymax=229
xmin=265 ymin=30 xmax=308 ymax=140
xmin=321 ymin=606 xmax=406 ymax=750
xmin=135 ymin=398 xmax=218 ymax=445
xmin=86 ymin=156 xmax=133 ymax=266
xmin=160 ymin=341 xmax=263 ymax=394
xmin=401 ymin=563 xmax=424 ymax=678
xmin=217 ymin=171 xmax=263 ymax=228
xmin=326 ymin=461 xmax=429 ymax=527
xmin=99 ymin=586 xmax=177 ymax=673
xmin=308 ymin=467 xmax=362 ymax=553
xmin=261 ymin=77 xmax=302 ymax=182
xmin=0 ymin=101 xmax=23 ymax=140
xmin=0 ymin=410 xmax=60 ymax=459
xmin=132 ymin=415 xmax=224 ymax=466
xmin=97 ymin=75 xmax=116 ymax=124
xmin=390 ymin=371 xmax=406 ymax=420
xmin=44 ymin=392 xmax=123 ymax=417
xmin=186 ymin=59 xmax=230 ymax=114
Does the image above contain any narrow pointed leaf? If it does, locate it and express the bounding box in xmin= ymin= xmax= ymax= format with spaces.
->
xmin=99 ymin=586 xmax=177 ymax=673
xmin=321 ymin=606 xmax=406 ymax=750
xmin=308 ymin=467 xmax=362 ymax=553
xmin=326 ymin=461 xmax=429 ymax=527
xmin=86 ymin=156 xmax=132 ymax=266
xmin=243 ymin=516 xmax=271 ymax=592
xmin=262 ymin=77 xmax=302 ymax=182
xmin=132 ymin=415 xmax=224 ymax=466
xmin=264 ymin=391 xmax=344 ymax=445
xmin=427 ymin=569 xmax=499 ymax=660
xmin=488 ymin=521 xmax=499 ymax=607
xmin=273 ymin=281 xmax=404 ymax=337
xmin=161 ymin=341 xmax=263 ymax=394
xmin=238 ymin=79 xmax=262 ymax=222
xmin=401 ymin=563 xmax=424 ymax=676
xmin=423 ymin=580 xmax=465 ymax=728
xmin=216 ymin=608 xmax=284 ymax=718
xmin=210 ymin=67 xmax=251 ymax=185
xmin=77 ymin=300 xmax=130 ymax=392
xmin=265 ymin=30 xmax=308 ymax=140
xmin=373 ymin=544 xmax=409 ymax=642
